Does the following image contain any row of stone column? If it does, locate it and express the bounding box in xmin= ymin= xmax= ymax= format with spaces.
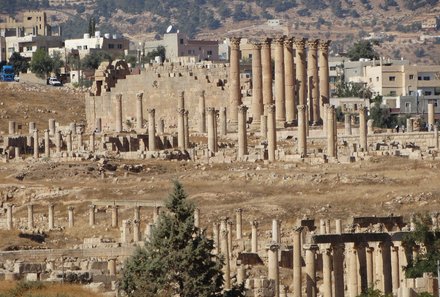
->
xmin=229 ymin=37 xmax=330 ymax=128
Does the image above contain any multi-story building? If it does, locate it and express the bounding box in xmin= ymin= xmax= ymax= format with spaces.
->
xmin=64 ymin=32 xmax=130 ymax=59
xmin=2 ymin=35 xmax=63 ymax=60
xmin=144 ymin=33 xmax=219 ymax=62
xmin=0 ymin=11 xmax=54 ymax=37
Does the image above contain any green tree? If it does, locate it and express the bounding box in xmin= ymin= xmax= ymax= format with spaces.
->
xmin=51 ymin=52 xmax=64 ymax=75
xmin=357 ymin=287 xmax=392 ymax=297
xmin=403 ymin=213 xmax=440 ymax=278
xmin=30 ymin=49 xmax=53 ymax=78
xmin=369 ymin=95 xmax=394 ymax=128
xmin=347 ymin=40 xmax=379 ymax=61
xmin=121 ymin=181 xmax=244 ymax=297
xmin=143 ymin=46 xmax=166 ymax=64
xmin=81 ymin=51 xmax=112 ymax=70
xmin=8 ymin=52 xmax=29 ymax=74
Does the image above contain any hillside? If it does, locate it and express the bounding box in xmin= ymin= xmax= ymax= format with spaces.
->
xmin=3 ymin=0 xmax=440 ymax=63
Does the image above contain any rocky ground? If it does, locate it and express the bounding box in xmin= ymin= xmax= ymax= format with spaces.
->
xmin=0 ymin=155 xmax=438 ymax=251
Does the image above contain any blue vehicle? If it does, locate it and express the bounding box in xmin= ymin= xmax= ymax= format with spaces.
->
xmin=0 ymin=65 xmax=15 ymax=82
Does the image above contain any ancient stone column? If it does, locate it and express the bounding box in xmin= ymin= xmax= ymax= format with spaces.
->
xmin=194 ymin=208 xmax=200 ymax=228
xmin=274 ymin=36 xmax=286 ymax=124
xmin=284 ymin=37 xmax=296 ymax=123
xmin=322 ymin=247 xmax=332 ymax=297
xmin=235 ymin=208 xmax=243 ymax=240
xmin=267 ymin=242 xmax=280 ymax=297
xmin=108 ymin=258 xmax=116 ymax=276
xmin=295 ymin=38 xmax=307 ymax=106
xmin=366 ymin=246 xmax=374 ymax=287
xmin=359 ymin=106 xmax=368 ymax=152
xmin=178 ymin=91 xmax=185 ymax=110
xmin=220 ymin=107 xmax=227 ymax=136
xmin=207 ymin=107 xmax=217 ymax=154
xmin=345 ymin=114 xmax=352 ymax=135
xmin=48 ymin=203 xmax=55 ymax=230
xmin=27 ymin=204 xmax=34 ymax=229
xmin=153 ymin=206 xmax=161 ymax=223
xmin=347 ymin=243 xmax=358 ymax=297
xmin=227 ymin=220 xmax=233 ymax=257
xmin=33 ymin=129 xmax=39 ymax=159
xmin=8 ymin=121 xmax=16 ymax=135
xmin=220 ymin=228 xmax=231 ymax=289
xmin=213 ymin=222 xmax=220 ymax=254
xmin=428 ymin=103 xmax=435 ymax=128
xmin=89 ymin=132 xmax=95 ymax=152
xmin=177 ymin=108 xmax=185 ymax=150
xmin=237 ymin=261 xmax=245 ymax=284
xmin=435 ymin=125 xmax=439 ymax=149
xmin=69 ymin=122 xmax=76 ymax=134
xmin=391 ymin=245 xmax=400 ymax=293
xmin=380 ymin=242 xmax=392 ymax=294
xmin=335 ymin=219 xmax=342 ymax=233
xmin=115 ymin=93 xmax=123 ymax=133
xmin=406 ymin=118 xmax=413 ymax=132
xmin=148 ymin=108 xmax=156 ymax=151
xmin=333 ymin=244 xmax=345 ymax=297
xmin=136 ymin=92 xmax=144 ymax=130
xmin=238 ymin=105 xmax=248 ymax=159
xmin=251 ymin=220 xmax=258 ymax=253
xmin=327 ymin=105 xmax=336 ymax=158
xmin=5 ymin=203 xmax=12 ymax=230
xmin=44 ymin=129 xmax=50 ymax=158
xmin=67 ymin=131 xmax=72 ymax=152
xmin=111 ymin=205 xmax=119 ymax=228
xmin=133 ymin=219 xmax=141 ymax=242
xmin=49 ymin=118 xmax=56 ymax=136
xmin=319 ymin=40 xmax=331 ymax=119
xmin=95 ymin=118 xmax=102 ymax=133
xmin=261 ymin=38 xmax=273 ymax=108
xmin=67 ymin=206 xmax=74 ymax=228
xmin=367 ymin=119 xmax=374 ymax=134
xmin=56 ymin=130 xmax=62 ymax=153
xmin=89 ymin=204 xmax=95 ymax=226
xmin=29 ymin=122 xmax=36 ymax=134
xmin=307 ymin=39 xmax=320 ymax=124
xmin=298 ymin=105 xmax=307 ymax=156
xmin=293 ymin=227 xmax=303 ymax=297
xmin=158 ymin=118 xmax=165 ymax=135
xmin=251 ymin=42 xmax=263 ymax=125
xmin=272 ymin=219 xmax=281 ymax=243
xmin=267 ymin=104 xmax=277 ymax=162
xmin=198 ymin=91 xmax=206 ymax=133
xmin=184 ymin=110 xmax=190 ymax=149
xmin=320 ymin=219 xmax=326 ymax=234
xmin=261 ymin=115 xmax=268 ymax=139
xmin=14 ymin=147 xmax=20 ymax=160
xmin=305 ymin=244 xmax=318 ymax=297
xmin=229 ymin=37 xmax=241 ymax=126
xmin=77 ymin=132 xmax=83 ymax=150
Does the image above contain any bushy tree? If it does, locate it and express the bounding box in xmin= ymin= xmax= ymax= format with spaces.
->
xmin=30 ymin=49 xmax=54 ymax=78
xmin=143 ymin=46 xmax=166 ymax=64
xmin=9 ymin=52 xmax=29 ymax=74
xmin=347 ymin=40 xmax=379 ymax=61
xmin=81 ymin=51 xmax=112 ymax=70
xmin=121 ymin=181 xmax=244 ymax=297
xmin=403 ymin=214 xmax=440 ymax=278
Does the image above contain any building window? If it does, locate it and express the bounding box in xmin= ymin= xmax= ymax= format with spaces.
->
xmin=117 ymin=44 xmax=122 ymax=49
xmin=425 ymin=91 xmax=432 ymax=95
xmin=376 ymin=77 xmax=379 ymax=82
xmin=77 ymin=46 xmax=82 ymax=50
xmin=409 ymin=91 xmax=414 ymax=95
xmin=180 ymin=39 xmax=184 ymax=44
xmin=207 ymin=50 xmax=213 ymax=56
xmin=330 ymin=66 xmax=336 ymax=71
xmin=424 ymin=76 xmax=430 ymax=81
xmin=108 ymin=44 xmax=114 ymax=49
xmin=390 ymin=91 xmax=397 ymax=96
xmin=409 ymin=74 xmax=414 ymax=80
xmin=405 ymin=102 xmax=411 ymax=113
xmin=418 ymin=76 xmax=422 ymax=80
xmin=83 ymin=45 xmax=88 ymax=50
xmin=26 ymin=46 xmax=32 ymax=51
xmin=389 ymin=76 xmax=396 ymax=81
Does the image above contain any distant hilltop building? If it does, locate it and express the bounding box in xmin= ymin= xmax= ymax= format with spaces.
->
xmin=0 ymin=11 xmax=59 ymax=37
xmin=144 ymin=31 xmax=219 ymax=63
xmin=64 ymin=32 xmax=130 ymax=59
xmin=422 ymin=17 xmax=439 ymax=31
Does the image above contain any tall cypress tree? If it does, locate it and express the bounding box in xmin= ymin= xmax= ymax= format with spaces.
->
xmin=121 ymin=181 xmax=244 ymax=297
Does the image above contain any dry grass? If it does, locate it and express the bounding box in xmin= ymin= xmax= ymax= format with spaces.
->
xmin=0 ymin=281 xmax=103 ymax=297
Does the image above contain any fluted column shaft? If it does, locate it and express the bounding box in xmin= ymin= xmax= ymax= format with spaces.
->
xmin=251 ymin=43 xmax=263 ymax=125
xmin=319 ymin=41 xmax=331 ymax=119
xmin=284 ymin=37 xmax=296 ymax=123
xmin=274 ymin=36 xmax=285 ymax=124
xmin=229 ymin=37 xmax=241 ymax=125
xmin=262 ymin=38 xmax=273 ymax=108
xmin=148 ymin=109 xmax=156 ymax=151
xmin=308 ymin=40 xmax=320 ymax=124
xmin=136 ymin=92 xmax=143 ymax=130
xmin=295 ymin=39 xmax=307 ymax=106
